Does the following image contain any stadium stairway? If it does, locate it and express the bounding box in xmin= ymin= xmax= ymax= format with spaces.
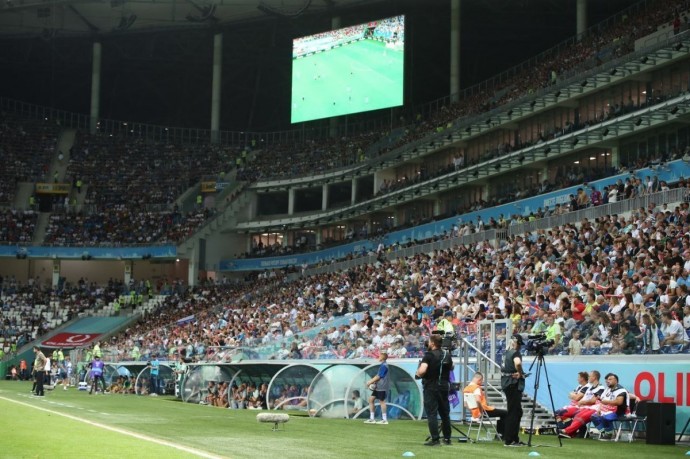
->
xmin=31 ymin=212 xmax=50 ymax=244
xmin=175 ymin=182 xmax=200 ymax=213
xmin=484 ymin=374 xmax=556 ymax=429
xmin=13 ymin=182 xmax=35 ymax=210
xmin=51 ymin=128 xmax=75 ymax=184
xmin=177 ymin=182 xmax=251 ymax=257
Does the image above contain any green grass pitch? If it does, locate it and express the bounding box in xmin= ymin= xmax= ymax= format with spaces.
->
xmin=291 ymin=39 xmax=404 ymax=124
xmin=0 ymin=380 xmax=684 ymax=458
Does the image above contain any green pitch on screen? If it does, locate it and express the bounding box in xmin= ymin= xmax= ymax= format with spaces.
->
xmin=291 ymin=39 xmax=404 ymax=124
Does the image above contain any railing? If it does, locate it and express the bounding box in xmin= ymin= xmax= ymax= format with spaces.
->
xmin=506 ymin=187 xmax=689 ymax=236
xmin=305 ymin=228 xmax=499 ymax=276
xmin=305 ymin=185 xmax=689 ymax=278
xmin=459 ymin=337 xmax=506 ymax=420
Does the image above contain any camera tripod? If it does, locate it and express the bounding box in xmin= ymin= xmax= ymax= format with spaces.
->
xmin=525 ymin=352 xmax=562 ymax=447
xmin=425 ymin=414 xmax=470 ymax=443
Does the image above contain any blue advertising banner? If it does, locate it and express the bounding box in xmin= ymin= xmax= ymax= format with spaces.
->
xmin=0 ymin=245 xmax=177 ymax=260
xmin=219 ymin=240 xmax=374 ymax=271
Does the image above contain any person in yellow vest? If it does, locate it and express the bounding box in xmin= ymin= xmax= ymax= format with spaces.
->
xmin=463 ymin=371 xmax=507 ymax=438
xmin=196 ymin=194 xmax=203 ymax=208
xmin=435 ymin=311 xmax=455 ymax=334
xmin=131 ymin=344 xmax=141 ymax=361
xmin=92 ymin=342 xmax=101 ymax=358
xmin=113 ymin=299 xmax=120 ymax=316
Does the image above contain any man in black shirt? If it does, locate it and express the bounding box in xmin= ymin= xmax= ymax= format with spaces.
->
xmin=416 ymin=333 xmax=454 ymax=446
xmin=501 ymin=335 xmax=526 ymax=447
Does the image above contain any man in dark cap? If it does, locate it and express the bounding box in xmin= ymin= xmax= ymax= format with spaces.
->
xmin=501 ymin=334 xmax=526 ymax=447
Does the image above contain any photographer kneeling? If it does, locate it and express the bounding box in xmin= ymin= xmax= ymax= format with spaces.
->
xmin=416 ymin=333 xmax=454 ymax=447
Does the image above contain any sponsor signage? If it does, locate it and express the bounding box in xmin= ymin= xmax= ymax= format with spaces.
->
xmin=35 ymin=183 xmax=70 ymax=194
xmin=201 ymin=181 xmax=217 ymax=193
xmin=42 ymin=332 xmax=101 ymax=348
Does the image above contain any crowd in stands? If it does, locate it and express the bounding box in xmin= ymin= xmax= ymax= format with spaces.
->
xmin=0 ymin=113 xmax=58 ymax=205
xmin=29 ymin=131 xmax=247 ymax=245
xmin=243 ymin=133 xmax=375 ymax=181
xmin=0 ymin=276 xmax=132 ymax=356
xmin=3 ymin=2 xmax=690 ymax=377
xmin=66 ymin=134 xmax=240 ymax=211
xmin=90 ymin=177 xmax=690 ymax=373
xmin=238 ymin=155 xmax=675 ymax=260
xmin=0 ymin=1 xmax=686 ymax=252
xmin=43 ymin=206 xmax=212 ymax=246
xmin=0 ymin=209 xmax=37 ymax=244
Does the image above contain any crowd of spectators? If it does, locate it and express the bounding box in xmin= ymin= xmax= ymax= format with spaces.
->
xmin=1 ymin=1 xmax=685 ymax=252
xmin=0 ymin=209 xmax=37 ymax=244
xmin=244 ymin=133 xmax=376 ymax=181
xmin=0 ymin=275 xmax=129 ymax=354
xmin=43 ymin=207 xmax=213 ymax=246
xmin=66 ymin=134 xmax=240 ymax=211
xmin=0 ymin=113 xmax=58 ymax=205
xmin=239 ymin=155 xmax=676 ymax=261
xmin=92 ymin=179 xmax=690 ymax=371
xmin=3 ymin=3 xmax=690 ymax=371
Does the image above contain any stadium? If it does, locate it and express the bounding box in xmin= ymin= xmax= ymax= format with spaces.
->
xmin=0 ymin=0 xmax=690 ymax=457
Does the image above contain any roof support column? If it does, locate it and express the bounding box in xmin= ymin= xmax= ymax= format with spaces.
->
xmin=89 ymin=41 xmax=102 ymax=135
xmin=211 ymin=32 xmax=223 ymax=144
xmin=450 ymin=0 xmax=460 ymax=102
xmin=576 ymin=0 xmax=587 ymax=41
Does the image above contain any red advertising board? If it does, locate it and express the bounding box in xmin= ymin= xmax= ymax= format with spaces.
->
xmin=42 ymin=333 xmax=102 ymax=348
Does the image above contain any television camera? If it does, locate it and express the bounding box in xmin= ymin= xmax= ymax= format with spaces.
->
xmin=431 ymin=330 xmax=457 ymax=351
xmin=524 ymin=333 xmax=554 ymax=355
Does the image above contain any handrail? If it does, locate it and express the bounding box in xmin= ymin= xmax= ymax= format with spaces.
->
xmin=459 ymin=338 xmax=507 ymax=419
xmin=461 ymin=338 xmax=503 ymax=373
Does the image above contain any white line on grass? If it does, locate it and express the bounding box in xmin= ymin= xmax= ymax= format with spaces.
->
xmin=0 ymin=396 xmax=227 ymax=459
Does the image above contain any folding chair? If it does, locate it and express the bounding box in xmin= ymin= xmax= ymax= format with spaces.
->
xmin=614 ymin=400 xmax=648 ymax=442
xmin=464 ymin=393 xmax=500 ymax=442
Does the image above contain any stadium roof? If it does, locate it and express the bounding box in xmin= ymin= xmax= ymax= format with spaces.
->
xmin=0 ymin=0 xmax=382 ymax=37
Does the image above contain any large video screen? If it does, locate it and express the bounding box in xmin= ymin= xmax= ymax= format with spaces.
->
xmin=291 ymin=15 xmax=405 ymax=124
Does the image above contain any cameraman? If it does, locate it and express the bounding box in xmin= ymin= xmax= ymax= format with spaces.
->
xmin=415 ymin=333 xmax=454 ymax=447
xmin=501 ymin=334 xmax=526 ymax=447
